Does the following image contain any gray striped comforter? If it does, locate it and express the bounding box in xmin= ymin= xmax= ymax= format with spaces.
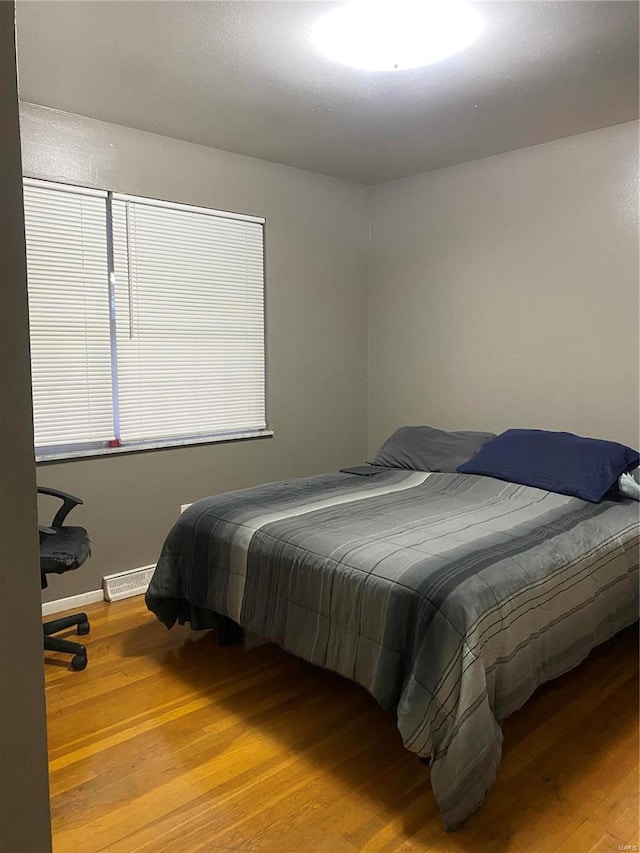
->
xmin=146 ymin=469 xmax=639 ymax=829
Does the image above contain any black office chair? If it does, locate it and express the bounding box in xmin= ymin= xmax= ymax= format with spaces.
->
xmin=39 ymin=487 xmax=92 ymax=671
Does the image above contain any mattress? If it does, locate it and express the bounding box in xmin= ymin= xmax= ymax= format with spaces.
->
xmin=146 ymin=469 xmax=639 ymax=829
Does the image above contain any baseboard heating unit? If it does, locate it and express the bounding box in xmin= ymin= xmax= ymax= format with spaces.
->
xmin=102 ymin=565 xmax=156 ymax=602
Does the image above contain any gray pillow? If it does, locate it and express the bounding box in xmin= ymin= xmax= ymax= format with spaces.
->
xmin=370 ymin=425 xmax=496 ymax=473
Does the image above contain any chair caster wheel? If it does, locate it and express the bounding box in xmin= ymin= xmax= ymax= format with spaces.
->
xmin=71 ymin=654 xmax=87 ymax=671
xmin=77 ymin=621 xmax=90 ymax=636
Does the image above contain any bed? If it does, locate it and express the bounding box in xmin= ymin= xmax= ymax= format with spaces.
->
xmin=146 ymin=458 xmax=639 ymax=830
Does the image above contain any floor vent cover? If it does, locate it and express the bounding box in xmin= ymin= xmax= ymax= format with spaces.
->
xmin=103 ymin=565 xmax=156 ymax=602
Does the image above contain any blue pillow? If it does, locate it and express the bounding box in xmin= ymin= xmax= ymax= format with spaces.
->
xmin=457 ymin=429 xmax=640 ymax=502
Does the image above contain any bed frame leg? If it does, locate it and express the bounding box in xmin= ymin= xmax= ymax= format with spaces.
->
xmin=218 ymin=615 xmax=238 ymax=646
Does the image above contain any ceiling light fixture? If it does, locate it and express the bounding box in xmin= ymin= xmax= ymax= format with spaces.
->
xmin=310 ymin=0 xmax=483 ymax=72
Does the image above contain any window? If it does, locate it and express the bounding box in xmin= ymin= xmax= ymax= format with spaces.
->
xmin=22 ymin=182 xmax=113 ymax=449
xmin=23 ymin=179 xmax=267 ymax=460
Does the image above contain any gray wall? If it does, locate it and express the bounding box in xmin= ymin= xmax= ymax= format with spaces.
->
xmin=0 ymin=8 xmax=51 ymax=852
xmin=369 ymin=121 xmax=640 ymax=455
xmin=20 ymin=103 xmax=370 ymax=602
xmin=19 ymin=106 xmax=640 ymax=604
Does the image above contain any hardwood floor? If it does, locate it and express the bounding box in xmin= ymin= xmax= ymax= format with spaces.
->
xmin=45 ymin=597 xmax=639 ymax=853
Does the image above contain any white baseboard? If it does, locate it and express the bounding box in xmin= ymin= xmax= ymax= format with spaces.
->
xmin=42 ymin=589 xmax=104 ymax=617
xmin=42 ymin=561 xmax=158 ymax=615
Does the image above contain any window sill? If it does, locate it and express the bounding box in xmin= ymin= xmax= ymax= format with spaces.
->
xmin=36 ymin=429 xmax=274 ymax=463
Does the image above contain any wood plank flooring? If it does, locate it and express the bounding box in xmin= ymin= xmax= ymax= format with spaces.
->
xmin=45 ymin=597 xmax=639 ymax=853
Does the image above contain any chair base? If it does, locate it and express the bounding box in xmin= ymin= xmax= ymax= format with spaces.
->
xmin=43 ymin=612 xmax=90 ymax=670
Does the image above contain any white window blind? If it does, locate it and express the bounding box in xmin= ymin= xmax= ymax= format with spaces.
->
xmin=111 ymin=195 xmax=266 ymax=443
xmin=23 ymin=179 xmax=114 ymax=450
xmin=22 ymin=178 xmax=267 ymax=457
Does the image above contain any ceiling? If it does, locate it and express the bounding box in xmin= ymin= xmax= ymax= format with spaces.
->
xmin=15 ymin=1 xmax=639 ymax=185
